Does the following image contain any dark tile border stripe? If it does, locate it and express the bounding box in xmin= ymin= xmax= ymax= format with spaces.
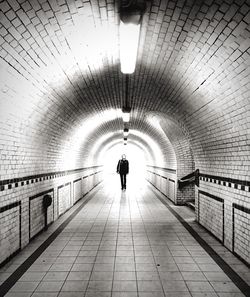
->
xmin=73 ymin=178 xmax=82 ymax=183
xmin=233 ymin=203 xmax=250 ymax=214
xmin=0 ymin=165 xmax=103 ymax=191
xmin=150 ymin=184 xmax=250 ymax=296
xmin=232 ymin=203 xmax=250 ymax=267
xmin=200 ymin=173 xmax=250 ymax=191
xmin=0 ymin=182 xmax=101 ymax=297
xmin=29 ymin=188 xmax=54 ymax=201
xmin=0 ymin=201 xmax=22 ymax=268
xmin=0 ymin=201 xmax=21 ymax=213
xmin=198 ymin=190 xmax=224 ymax=244
xmin=199 ymin=190 xmax=224 ymax=203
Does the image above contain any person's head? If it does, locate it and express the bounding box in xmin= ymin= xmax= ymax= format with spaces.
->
xmin=122 ymin=154 xmax=126 ymax=160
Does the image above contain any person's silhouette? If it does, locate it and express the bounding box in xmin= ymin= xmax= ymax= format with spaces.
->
xmin=117 ymin=154 xmax=129 ymax=190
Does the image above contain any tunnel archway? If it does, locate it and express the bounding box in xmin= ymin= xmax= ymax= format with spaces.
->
xmin=0 ymin=0 xmax=249 ymax=267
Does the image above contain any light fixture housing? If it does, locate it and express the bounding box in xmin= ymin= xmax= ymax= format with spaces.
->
xmin=119 ymin=0 xmax=146 ymax=74
xmin=122 ymin=106 xmax=131 ymax=122
xmin=124 ymin=128 xmax=129 ymax=137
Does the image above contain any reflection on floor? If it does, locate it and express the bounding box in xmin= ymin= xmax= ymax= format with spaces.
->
xmin=0 ymin=175 xmax=249 ymax=297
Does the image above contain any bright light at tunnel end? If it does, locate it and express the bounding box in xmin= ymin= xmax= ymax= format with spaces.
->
xmin=120 ymin=21 xmax=140 ymax=74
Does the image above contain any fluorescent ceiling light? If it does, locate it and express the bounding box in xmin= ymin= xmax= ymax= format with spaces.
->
xmin=122 ymin=107 xmax=131 ymax=122
xmin=120 ymin=21 xmax=140 ymax=74
xmin=124 ymin=128 xmax=129 ymax=137
xmin=122 ymin=112 xmax=130 ymax=122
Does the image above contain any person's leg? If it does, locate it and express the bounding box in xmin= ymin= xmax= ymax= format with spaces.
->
xmin=124 ymin=174 xmax=126 ymax=189
xmin=120 ymin=174 xmax=124 ymax=189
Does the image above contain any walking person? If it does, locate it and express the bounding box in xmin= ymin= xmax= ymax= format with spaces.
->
xmin=117 ymin=154 xmax=129 ymax=190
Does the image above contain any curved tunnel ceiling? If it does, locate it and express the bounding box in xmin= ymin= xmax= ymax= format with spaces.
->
xmin=0 ymin=0 xmax=249 ymax=178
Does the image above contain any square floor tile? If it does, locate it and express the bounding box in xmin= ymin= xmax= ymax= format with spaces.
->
xmin=90 ymin=271 xmax=114 ymax=280
xmin=138 ymin=280 xmax=163 ymax=292
xmin=96 ymin=256 xmax=115 ymax=264
xmin=203 ymin=272 xmax=231 ymax=282
xmin=87 ymin=280 xmax=112 ymax=291
xmin=49 ymin=264 xmax=73 ymax=272
xmin=190 ymin=293 xmax=218 ymax=297
xmin=85 ymin=292 xmax=111 ymax=297
xmin=138 ymin=293 xmax=165 ymax=297
xmin=137 ymin=271 xmax=160 ymax=281
xmin=210 ymin=281 xmax=241 ymax=293
xmin=71 ymin=263 xmax=93 ymax=271
xmin=177 ymin=263 xmax=200 ymax=272
xmin=20 ymin=272 xmax=46 ymax=281
xmin=216 ymin=293 xmax=246 ymax=297
xmin=136 ymin=263 xmax=157 ymax=272
xmin=58 ymin=292 xmax=84 ymax=297
xmin=173 ymin=257 xmax=195 ymax=264
xmin=55 ymin=257 xmax=76 ymax=264
xmin=66 ymin=271 xmax=91 ymax=281
xmin=75 ymin=256 xmax=95 ymax=264
xmin=114 ymin=271 xmax=137 ymax=281
xmin=9 ymin=282 xmax=39 ymax=292
xmin=43 ymin=271 xmax=68 ymax=281
xmin=32 ymin=293 xmax=58 ymax=297
xmin=198 ymin=264 xmax=222 ymax=272
xmin=162 ymin=280 xmax=188 ymax=292
xmin=78 ymin=250 xmax=98 ymax=256
xmin=181 ymin=271 xmax=206 ymax=281
xmin=35 ymin=281 xmax=64 ymax=292
xmin=159 ymin=271 xmax=183 ymax=281
xmin=93 ymin=263 xmax=114 ymax=271
xmin=60 ymin=251 xmax=79 ymax=257
xmin=113 ymin=280 xmax=137 ymax=291
xmin=186 ymin=281 xmax=215 ymax=292
xmin=61 ymin=280 xmax=88 ymax=292
xmin=157 ymin=263 xmax=179 ymax=272
xmin=112 ymin=292 xmax=138 ymax=297
xmin=28 ymin=265 xmax=51 ymax=272
xmin=115 ymin=263 xmax=136 ymax=271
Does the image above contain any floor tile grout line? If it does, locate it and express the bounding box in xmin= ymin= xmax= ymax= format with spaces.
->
xmin=144 ymin=190 xmax=218 ymax=297
xmin=58 ymin=189 xmax=106 ymax=296
xmin=128 ymin=189 xmax=139 ymax=297
xmin=104 ymin=187 xmax=120 ymax=297
xmin=136 ymin=187 xmax=167 ymax=296
xmin=83 ymin=188 xmax=115 ymax=296
xmin=149 ymin=184 xmax=250 ymax=297
xmin=0 ymin=185 xmax=101 ymax=297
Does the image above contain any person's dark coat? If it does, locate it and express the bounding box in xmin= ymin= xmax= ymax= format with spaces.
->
xmin=117 ymin=159 xmax=129 ymax=174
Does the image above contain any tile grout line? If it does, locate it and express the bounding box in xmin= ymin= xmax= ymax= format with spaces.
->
xmin=0 ymin=185 xmax=101 ymax=297
xmin=137 ymin=187 xmax=167 ymax=296
xmin=149 ymin=184 xmax=250 ymax=297
xmin=110 ymin=188 xmax=123 ymax=297
xmin=128 ymin=189 xmax=139 ymax=297
xmin=83 ymin=188 xmax=113 ymax=296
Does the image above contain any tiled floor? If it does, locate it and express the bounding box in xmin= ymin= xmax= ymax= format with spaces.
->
xmin=0 ymin=177 xmax=249 ymax=297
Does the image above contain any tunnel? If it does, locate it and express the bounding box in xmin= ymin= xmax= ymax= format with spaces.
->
xmin=0 ymin=0 xmax=250 ymax=296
